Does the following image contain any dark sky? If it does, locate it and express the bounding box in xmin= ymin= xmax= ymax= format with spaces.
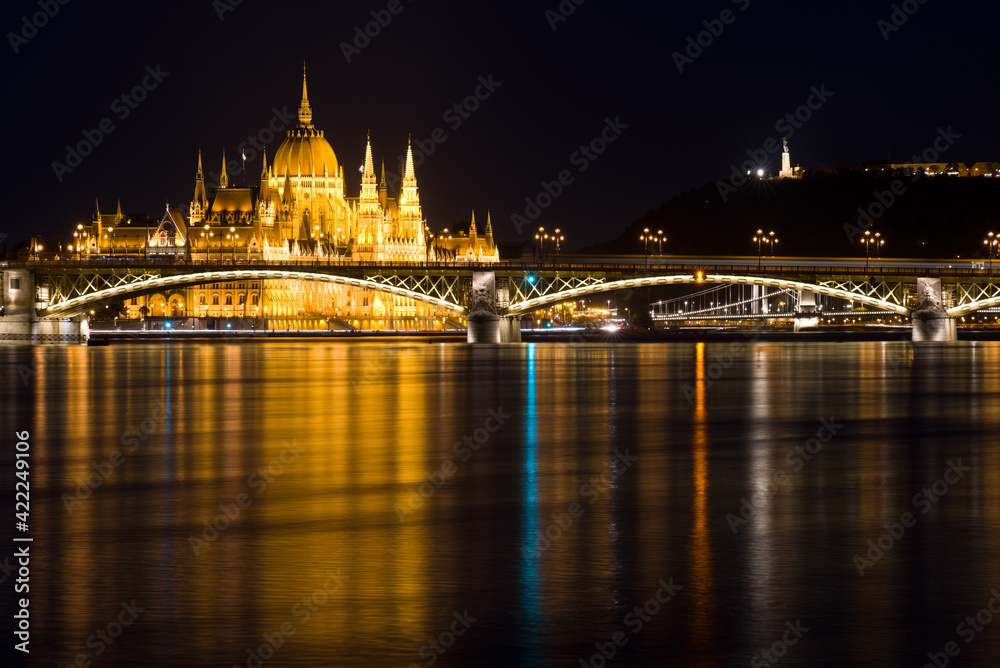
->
xmin=3 ymin=0 xmax=997 ymax=249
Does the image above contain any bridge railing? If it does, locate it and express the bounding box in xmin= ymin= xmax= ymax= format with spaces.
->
xmin=3 ymin=257 xmax=993 ymax=278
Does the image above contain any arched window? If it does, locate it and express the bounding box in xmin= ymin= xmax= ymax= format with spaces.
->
xmin=225 ymin=294 xmax=233 ymax=306
xmin=212 ymin=295 xmax=219 ymax=306
xmin=198 ymin=295 xmax=206 ymax=306
xmin=251 ymin=294 xmax=259 ymax=306
xmin=238 ymin=294 xmax=245 ymax=305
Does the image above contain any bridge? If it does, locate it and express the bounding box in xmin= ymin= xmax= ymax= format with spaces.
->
xmin=2 ymin=255 xmax=995 ymax=343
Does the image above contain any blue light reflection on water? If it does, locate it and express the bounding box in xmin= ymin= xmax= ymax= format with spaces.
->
xmin=518 ymin=343 xmax=542 ymax=664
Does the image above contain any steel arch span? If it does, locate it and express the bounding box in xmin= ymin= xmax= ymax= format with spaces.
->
xmin=39 ymin=270 xmax=468 ymax=317
xmin=502 ymin=274 xmax=912 ymax=316
xmin=949 ymin=298 xmax=1000 ymax=318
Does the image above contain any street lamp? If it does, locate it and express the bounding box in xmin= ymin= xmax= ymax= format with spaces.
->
xmin=553 ymin=228 xmax=564 ymax=255
xmin=656 ymin=229 xmax=665 ymax=255
xmin=984 ymin=231 xmax=997 ymax=274
xmin=639 ymin=227 xmax=651 ymax=266
xmin=861 ymin=230 xmax=880 ymax=271
xmin=535 ymin=226 xmax=550 ymax=261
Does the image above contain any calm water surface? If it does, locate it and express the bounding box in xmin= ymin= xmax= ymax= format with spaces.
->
xmin=2 ymin=340 xmax=1000 ymax=667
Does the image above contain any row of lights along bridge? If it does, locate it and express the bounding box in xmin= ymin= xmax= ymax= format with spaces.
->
xmin=50 ymin=227 xmax=1000 ymax=275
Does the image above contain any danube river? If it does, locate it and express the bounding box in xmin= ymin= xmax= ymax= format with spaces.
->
xmin=3 ymin=339 xmax=999 ymax=666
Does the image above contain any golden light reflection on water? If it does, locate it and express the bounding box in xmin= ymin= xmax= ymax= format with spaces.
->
xmin=689 ymin=342 xmax=714 ymax=650
xmin=3 ymin=340 xmax=999 ymax=666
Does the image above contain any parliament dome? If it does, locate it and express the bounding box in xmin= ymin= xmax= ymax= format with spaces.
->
xmin=273 ymin=128 xmax=338 ymax=177
xmin=272 ymin=66 xmax=339 ymax=177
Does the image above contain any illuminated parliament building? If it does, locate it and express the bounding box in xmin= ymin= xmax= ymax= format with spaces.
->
xmin=70 ymin=67 xmax=499 ymax=330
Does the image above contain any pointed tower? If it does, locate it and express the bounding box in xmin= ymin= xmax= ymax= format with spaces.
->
xmin=379 ymin=160 xmax=387 ymax=210
xmin=358 ymin=133 xmax=381 ymax=250
xmin=398 ymin=136 xmax=423 ymax=244
xmin=468 ymin=210 xmax=478 ymax=248
xmin=220 ymin=149 xmax=229 ymax=189
xmin=191 ymin=148 xmax=208 ymax=223
xmin=116 ymin=198 xmax=124 ymax=223
xmin=485 ymin=210 xmax=494 ymax=249
xmin=92 ymin=198 xmax=102 ymax=242
xmin=258 ymin=148 xmax=274 ymax=228
xmin=298 ymin=61 xmax=313 ymax=129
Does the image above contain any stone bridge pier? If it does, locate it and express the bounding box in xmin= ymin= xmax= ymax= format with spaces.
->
xmin=1 ymin=269 xmax=89 ymax=345
xmin=911 ymin=277 xmax=956 ymax=342
xmin=467 ymin=271 xmax=521 ymax=343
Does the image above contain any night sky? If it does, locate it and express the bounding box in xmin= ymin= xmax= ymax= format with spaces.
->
xmin=4 ymin=0 xmax=998 ymax=250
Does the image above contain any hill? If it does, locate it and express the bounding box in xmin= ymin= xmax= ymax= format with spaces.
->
xmin=581 ymin=173 xmax=1000 ymax=260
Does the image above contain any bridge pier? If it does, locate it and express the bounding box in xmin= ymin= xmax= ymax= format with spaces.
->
xmin=1 ymin=269 xmax=89 ymax=345
xmin=466 ymin=271 xmax=521 ymax=343
xmin=911 ymin=277 xmax=956 ymax=342
xmin=793 ymin=290 xmax=819 ymax=332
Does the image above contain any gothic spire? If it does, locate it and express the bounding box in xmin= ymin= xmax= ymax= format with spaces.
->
xmin=220 ymin=149 xmax=229 ymax=188
xmin=193 ymin=147 xmax=208 ymax=206
xmin=298 ymin=61 xmax=313 ymax=127
xmin=404 ymin=135 xmax=415 ymax=180
xmin=363 ymin=133 xmax=375 ymax=183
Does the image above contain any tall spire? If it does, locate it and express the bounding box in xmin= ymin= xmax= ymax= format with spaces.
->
xmin=469 ymin=210 xmax=478 ymax=243
xmin=359 ymin=133 xmax=379 ymax=213
xmin=193 ymin=147 xmax=208 ymax=208
xmin=398 ymin=135 xmax=422 ymax=239
xmin=260 ymin=147 xmax=268 ymax=179
xmin=485 ymin=210 xmax=494 ymax=237
xmin=379 ymin=159 xmax=387 ymax=209
xmin=298 ymin=61 xmax=313 ymax=127
xmin=404 ymin=135 xmax=415 ymax=180
xmin=363 ymin=132 xmax=375 ymax=181
xmin=220 ymin=149 xmax=229 ymax=189
xmin=93 ymin=198 xmax=100 ymax=221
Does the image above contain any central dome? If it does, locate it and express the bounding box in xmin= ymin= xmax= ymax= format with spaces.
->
xmin=273 ymin=128 xmax=339 ymax=177
xmin=272 ymin=66 xmax=339 ymax=177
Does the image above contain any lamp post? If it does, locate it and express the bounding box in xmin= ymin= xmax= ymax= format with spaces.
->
xmin=861 ymin=230 xmax=878 ymax=271
xmin=656 ymin=229 xmax=665 ymax=255
xmin=984 ymin=231 xmax=997 ymax=275
xmin=535 ymin=226 xmax=549 ymax=261
xmin=553 ymin=228 xmax=564 ymax=256
xmin=753 ymin=229 xmax=764 ymax=269
xmin=639 ymin=227 xmax=651 ymax=267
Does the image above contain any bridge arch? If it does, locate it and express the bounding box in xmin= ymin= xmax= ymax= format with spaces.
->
xmin=40 ymin=270 xmax=468 ymax=317
xmin=502 ymin=274 xmax=911 ymax=317
xmin=948 ymin=298 xmax=1000 ymax=318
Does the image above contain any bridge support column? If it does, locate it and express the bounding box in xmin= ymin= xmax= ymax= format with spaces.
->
xmin=499 ymin=316 xmax=521 ymax=342
xmin=1 ymin=270 xmax=89 ymax=345
xmin=793 ymin=290 xmax=819 ymax=332
xmin=466 ymin=271 xmax=521 ymax=343
xmin=467 ymin=314 xmax=500 ymax=343
xmin=0 ymin=269 xmax=39 ymax=345
xmin=911 ymin=277 xmax=956 ymax=342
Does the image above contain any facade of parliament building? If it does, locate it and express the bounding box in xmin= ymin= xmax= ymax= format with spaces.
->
xmin=70 ymin=67 xmax=499 ymax=330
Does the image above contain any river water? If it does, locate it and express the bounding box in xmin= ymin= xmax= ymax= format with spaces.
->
xmin=2 ymin=339 xmax=999 ymax=667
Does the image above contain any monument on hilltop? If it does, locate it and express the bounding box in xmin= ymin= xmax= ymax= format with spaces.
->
xmin=780 ymin=137 xmax=794 ymax=179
